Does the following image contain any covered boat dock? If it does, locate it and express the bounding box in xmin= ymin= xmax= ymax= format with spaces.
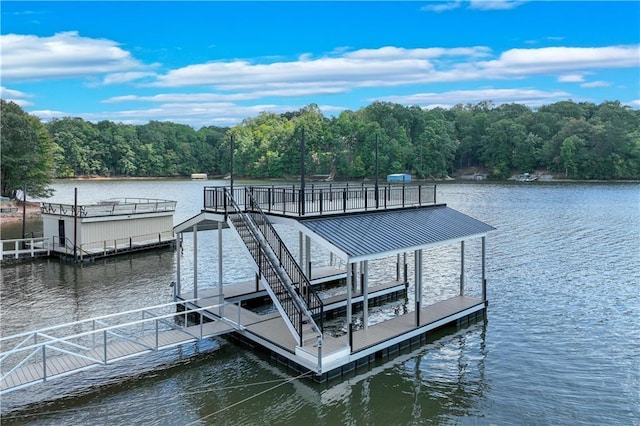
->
xmin=173 ymin=184 xmax=494 ymax=381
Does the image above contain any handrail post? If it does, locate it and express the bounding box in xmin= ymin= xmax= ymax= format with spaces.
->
xmin=343 ymin=188 xmax=347 ymax=212
xmin=103 ymin=330 xmax=108 ymax=363
xmin=42 ymin=345 xmax=47 ymax=381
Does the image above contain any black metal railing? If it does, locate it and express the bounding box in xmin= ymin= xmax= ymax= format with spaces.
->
xmin=245 ymin=190 xmax=323 ymax=330
xmin=223 ymin=190 xmax=320 ymax=346
xmin=204 ymin=183 xmax=436 ymax=217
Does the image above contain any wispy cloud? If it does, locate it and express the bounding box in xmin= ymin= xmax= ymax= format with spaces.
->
xmin=581 ymin=80 xmax=612 ymax=88
xmin=374 ymin=88 xmax=573 ymax=108
xmin=422 ymin=0 xmax=526 ymax=13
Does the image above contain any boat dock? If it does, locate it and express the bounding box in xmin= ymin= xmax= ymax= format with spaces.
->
xmin=173 ymin=183 xmax=495 ymax=382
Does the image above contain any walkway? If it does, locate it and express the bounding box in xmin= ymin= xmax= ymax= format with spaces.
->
xmin=0 ymin=299 xmax=237 ymax=394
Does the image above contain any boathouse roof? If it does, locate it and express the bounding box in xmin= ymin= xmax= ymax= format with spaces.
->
xmin=298 ymin=205 xmax=495 ymax=261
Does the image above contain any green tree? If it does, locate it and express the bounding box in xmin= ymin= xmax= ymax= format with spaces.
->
xmin=1 ymin=100 xmax=56 ymax=198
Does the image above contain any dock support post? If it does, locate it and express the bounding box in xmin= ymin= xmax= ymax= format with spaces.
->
xmin=193 ymin=224 xmax=198 ymax=299
xmin=346 ymin=262 xmax=352 ymax=349
xmin=363 ymin=260 xmax=369 ymax=329
xmin=305 ymin=235 xmax=311 ymax=278
xmin=415 ymin=249 xmax=422 ymax=326
xmin=482 ymin=236 xmax=487 ymax=302
xmin=396 ymin=254 xmax=400 ymax=281
xmin=176 ymin=234 xmax=182 ymax=297
xmin=317 ymin=336 xmax=323 ymax=373
xmin=299 ymin=232 xmax=304 ymax=269
xmin=403 ymin=253 xmax=408 ymax=287
xmin=460 ymin=241 xmax=465 ymax=296
xmin=218 ymin=221 xmax=224 ymax=315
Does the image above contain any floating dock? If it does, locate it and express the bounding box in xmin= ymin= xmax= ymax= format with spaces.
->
xmin=174 ymin=183 xmax=495 ymax=382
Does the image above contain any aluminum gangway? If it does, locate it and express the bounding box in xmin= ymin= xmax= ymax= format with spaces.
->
xmin=0 ymin=298 xmax=242 ymax=394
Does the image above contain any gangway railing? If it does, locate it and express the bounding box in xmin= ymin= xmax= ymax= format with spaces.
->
xmin=0 ymin=298 xmax=242 ymax=394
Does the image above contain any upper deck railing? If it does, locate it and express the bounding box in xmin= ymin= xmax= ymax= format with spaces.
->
xmin=41 ymin=198 xmax=177 ymax=218
xmin=204 ymin=183 xmax=437 ymax=217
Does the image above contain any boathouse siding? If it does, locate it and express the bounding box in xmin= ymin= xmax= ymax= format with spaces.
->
xmin=41 ymin=198 xmax=177 ymax=259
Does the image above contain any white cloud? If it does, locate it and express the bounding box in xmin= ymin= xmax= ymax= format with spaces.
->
xmin=101 ymin=72 xmax=157 ymax=85
xmin=421 ymin=2 xmax=462 ymax=13
xmin=558 ymin=74 xmax=585 ymax=83
xmin=581 ymin=81 xmax=612 ymax=88
xmin=477 ymin=45 xmax=640 ymax=77
xmin=144 ymin=44 xmax=639 ymax=99
xmin=0 ymin=31 xmax=148 ymax=82
xmin=469 ymin=0 xmax=527 ymax=11
xmin=0 ymin=86 xmax=34 ymax=106
xmin=626 ymin=99 xmax=640 ymax=108
xmin=374 ymin=88 xmax=574 ymax=108
xmin=422 ymin=0 xmax=525 ymax=12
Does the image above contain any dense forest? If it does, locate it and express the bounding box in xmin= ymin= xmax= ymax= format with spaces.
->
xmin=2 ymin=99 xmax=639 ymax=198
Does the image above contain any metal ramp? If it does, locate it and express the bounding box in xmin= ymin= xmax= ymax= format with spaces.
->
xmin=0 ymin=299 xmax=239 ymax=394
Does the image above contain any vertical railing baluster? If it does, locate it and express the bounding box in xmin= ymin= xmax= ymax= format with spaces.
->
xmin=42 ymin=345 xmax=47 ymax=381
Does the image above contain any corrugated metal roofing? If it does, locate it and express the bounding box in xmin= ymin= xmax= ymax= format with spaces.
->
xmin=299 ymin=206 xmax=495 ymax=259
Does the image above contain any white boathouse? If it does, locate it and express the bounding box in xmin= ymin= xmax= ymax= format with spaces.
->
xmin=41 ymin=198 xmax=177 ymax=260
xmin=174 ymin=184 xmax=494 ymax=381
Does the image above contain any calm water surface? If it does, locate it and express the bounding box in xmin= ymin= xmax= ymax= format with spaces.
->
xmin=1 ymin=180 xmax=638 ymax=425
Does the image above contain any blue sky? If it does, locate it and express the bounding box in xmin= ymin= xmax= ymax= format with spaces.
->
xmin=2 ymin=1 xmax=639 ymax=128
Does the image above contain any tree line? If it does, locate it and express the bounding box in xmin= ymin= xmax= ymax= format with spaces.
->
xmin=2 ymin=99 xmax=639 ymax=198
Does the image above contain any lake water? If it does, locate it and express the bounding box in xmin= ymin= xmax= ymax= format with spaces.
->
xmin=1 ymin=180 xmax=638 ymax=425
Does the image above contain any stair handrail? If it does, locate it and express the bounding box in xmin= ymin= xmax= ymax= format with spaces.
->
xmin=223 ymin=189 xmax=316 ymax=344
xmin=245 ymin=189 xmax=324 ymax=331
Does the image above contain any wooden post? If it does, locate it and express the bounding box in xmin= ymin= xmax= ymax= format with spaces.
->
xmin=218 ymin=221 xmax=224 ymax=315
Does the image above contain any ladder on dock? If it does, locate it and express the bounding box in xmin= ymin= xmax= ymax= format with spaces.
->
xmin=0 ymin=299 xmax=240 ymax=394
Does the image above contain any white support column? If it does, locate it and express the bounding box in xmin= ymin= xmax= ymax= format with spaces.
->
xmin=218 ymin=222 xmax=223 ymax=291
xmin=305 ymin=235 xmax=312 ymax=278
xmin=346 ymin=261 xmax=353 ymax=349
xmin=351 ymin=262 xmax=358 ymax=293
xmin=193 ymin=224 xmax=198 ymax=299
xmin=176 ymin=234 xmax=182 ymax=297
xmin=415 ymin=249 xmax=422 ymax=326
xmin=460 ymin=240 xmax=465 ymax=296
xmin=218 ymin=221 xmax=224 ymax=315
xmin=482 ymin=236 xmax=487 ymax=302
xmin=363 ymin=260 xmax=369 ymax=330
xmin=299 ymin=231 xmax=304 ymax=268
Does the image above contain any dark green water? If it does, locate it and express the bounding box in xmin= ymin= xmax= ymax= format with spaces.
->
xmin=1 ymin=181 xmax=638 ymax=425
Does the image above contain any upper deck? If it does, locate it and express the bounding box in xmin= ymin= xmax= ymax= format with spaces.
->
xmin=41 ymin=198 xmax=177 ymax=218
xmin=203 ymin=183 xmax=437 ymax=218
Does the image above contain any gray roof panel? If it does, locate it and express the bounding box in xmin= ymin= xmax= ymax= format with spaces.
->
xmin=299 ymin=206 xmax=495 ymax=258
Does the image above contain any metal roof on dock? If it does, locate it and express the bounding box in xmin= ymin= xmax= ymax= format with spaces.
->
xmin=299 ymin=205 xmax=495 ymax=260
